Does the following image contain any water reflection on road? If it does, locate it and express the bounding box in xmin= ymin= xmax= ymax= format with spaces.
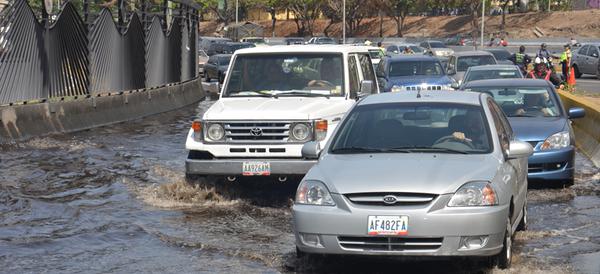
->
xmin=1 ymin=98 xmax=599 ymax=273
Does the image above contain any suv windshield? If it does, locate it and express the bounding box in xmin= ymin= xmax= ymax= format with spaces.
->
xmin=224 ymin=53 xmax=345 ymax=97
xmin=369 ymin=49 xmax=383 ymax=59
xmin=457 ymin=56 xmax=496 ymax=71
xmin=464 ymin=68 xmax=521 ymax=82
xmin=389 ymin=61 xmax=444 ymax=77
xmin=429 ymin=42 xmax=446 ymax=48
xmin=467 ymin=87 xmax=560 ymax=117
xmin=330 ymin=103 xmax=492 ymax=154
xmin=218 ymin=56 xmax=231 ymax=66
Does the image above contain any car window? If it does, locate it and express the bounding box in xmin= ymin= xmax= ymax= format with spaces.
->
xmin=447 ymin=56 xmax=456 ymax=71
xmin=348 ymin=54 xmax=360 ymax=97
xmin=589 ymin=46 xmax=599 ymax=58
xmin=330 ymin=103 xmax=492 ymax=154
xmin=386 ymin=46 xmax=397 ymax=53
xmin=224 ymin=53 xmax=345 ymax=97
xmin=466 ymin=87 xmax=560 ymax=117
xmin=218 ymin=56 xmax=231 ymax=66
xmin=456 ymin=55 xmax=497 ymax=71
xmin=358 ymin=54 xmax=376 ymax=82
xmin=487 ymin=99 xmax=510 ymax=155
xmin=389 ymin=61 xmax=444 ymax=77
xmin=464 ymin=69 xmax=521 ymax=82
xmin=579 ymin=45 xmax=590 ymax=56
xmin=429 ymin=42 xmax=446 ymax=48
xmin=488 ymin=50 xmax=510 ymax=60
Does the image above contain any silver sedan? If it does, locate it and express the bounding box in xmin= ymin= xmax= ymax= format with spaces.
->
xmin=293 ymin=91 xmax=533 ymax=269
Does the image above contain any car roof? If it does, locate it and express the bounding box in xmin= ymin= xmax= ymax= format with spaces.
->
xmin=388 ymin=43 xmax=419 ymax=46
xmin=386 ymin=55 xmax=439 ymax=62
xmin=234 ymin=45 xmax=364 ymax=54
xmin=212 ymin=54 xmax=233 ymax=58
xmin=453 ymin=51 xmax=494 ymax=57
xmin=359 ymin=91 xmax=483 ymax=106
xmin=423 ymin=40 xmax=443 ymax=43
xmin=467 ymin=64 xmax=518 ymax=71
xmin=580 ymin=43 xmax=600 ymax=47
xmin=462 ymin=79 xmax=551 ymax=88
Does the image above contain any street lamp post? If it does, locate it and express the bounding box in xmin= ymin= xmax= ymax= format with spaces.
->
xmin=235 ymin=0 xmax=239 ymax=24
xmin=342 ymin=0 xmax=346 ymax=44
xmin=480 ymin=0 xmax=485 ymax=48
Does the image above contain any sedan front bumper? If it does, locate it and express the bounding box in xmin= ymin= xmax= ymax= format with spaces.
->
xmin=293 ymin=194 xmax=509 ymax=256
xmin=527 ymin=146 xmax=575 ymax=182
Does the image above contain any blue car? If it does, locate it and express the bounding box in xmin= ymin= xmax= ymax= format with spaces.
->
xmin=462 ymin=79 xmax=585 ymax=186
xmin=376 ymin=55 xmax=455 ymax=92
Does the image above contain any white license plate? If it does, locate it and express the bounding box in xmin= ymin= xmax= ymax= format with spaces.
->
xmin=367 ymin=216 xmax=408 ymax=236
xmin=242 ymin=161 xmax=271 ymax=176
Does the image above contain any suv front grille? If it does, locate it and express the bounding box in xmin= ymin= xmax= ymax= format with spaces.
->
xmin=338 ymin=236 xmax=443 ymax=252
xmin=223 ymin=121 xmax=291 ymax=143
xmin=345 ymin=192 xmax=437 ymax=206
xmin=405 ymin=85 xmax=443 ymax=91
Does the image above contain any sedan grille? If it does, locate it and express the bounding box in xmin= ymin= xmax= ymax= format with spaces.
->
xmin=338 ymin=236 xmax=443 ymax=252
xmin=345 ymin=192 xmax=437 ymax=206
xmin=223 ymin=121 xmax=291 ymax=143
xmin=405 ymin=85 xmax=443 ymax=91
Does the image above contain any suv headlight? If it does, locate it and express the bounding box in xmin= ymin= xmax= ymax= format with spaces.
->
xmin=391 ymin=85 xmax=403 ymax=92
xmin=448 ymin=182 xmax=498 ymax=207
xmin=295 ymin=180 xmax=335 ymax=206
xmin=206 ymin=123 xmax=225 ymax=141
xmin=540 ymin=131 xmax=570 ymax=150
xmin=290 ymin=123 xmax=311 ymax=142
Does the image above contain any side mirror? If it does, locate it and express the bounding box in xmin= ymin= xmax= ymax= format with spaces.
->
xmin=358 ymin=80 xmax=374 ymax=98
xmin=451 ymin=82 xmax=460 ymax=90
xmin=592 ymin=52 xmax=599 ymax=58
xmin=447 ymin=68 xmax=456 ymax=75
xmin=301 ymin=141 xmax=321 ymax=159
xmin=506 ymin=140 xmax=533 ymax=160
xmin=568 ymin=107 xmax=585 ymax=119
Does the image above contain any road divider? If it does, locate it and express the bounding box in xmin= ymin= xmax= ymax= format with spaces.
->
xmin=558 ymin=90 xmax=600 ymax=166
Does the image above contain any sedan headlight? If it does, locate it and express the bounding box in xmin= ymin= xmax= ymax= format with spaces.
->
xmin=391 ymin=85 xmax=403 ymax=92
xmin=206 ymin=123 xmax=225 ymax=141
xmin=540 ymin=131 xmax=570 ymax=150
xmin=295 ymin=180 xmax=335 ymax=206
xmin=290 ymin=123 xmax=312 ymax=142
xmin=448 ymin=182 xmax=498 ymax=207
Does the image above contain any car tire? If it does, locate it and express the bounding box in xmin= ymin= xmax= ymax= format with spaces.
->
xmin=596 ymin=65 xmax=600 ymax=80
xmin=495 ymin=218 xmax=513 ymax=269
xmin=562 ymin=178 xmax=574 ymax=187
xmin=573 ymin=65 xmax=582 ymax=79
xmin=516 ymin=203 xmax=527 ymax=231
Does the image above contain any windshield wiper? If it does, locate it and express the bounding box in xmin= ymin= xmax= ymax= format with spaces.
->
xmin=276 ymin=91 xmax=331 ymax=98
xmin=509 ymin=113 xmax=538 ymax=117
xmin=228 ymin=91 xmax=279 ymax=98
xmin=331 ymin=147 xmax=410 ymax=154
xmin=390 ymin=146 xmax=469 ymax=154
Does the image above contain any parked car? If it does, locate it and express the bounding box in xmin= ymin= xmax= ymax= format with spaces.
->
xmin=198 ymin=49 xmax=209 ymax=75
xmin=199 ymin=36 xmax=232 ymax=55
xmin=461 ymin=79 xmax=585 ymax=185
xmin=214 ymin=42 xmax=255 ymax=54
xmin=376 ymin=55 xmax=455 ymax=92
xmin=285 ymin=37 xmax=305 ymax=45
xmin=385 ymin=43 xmax=426 ymax=55
xmin=571 ymin=43 xmax=600 ymax=79
xmin=445 ymin=35 xmax=468 ymax=46
xmin=419 ymin=40 xmax=454 ymax=57
xmin=185 ymin=46 xmax=379 ymax=180
xmin=460 ymin=64 xmax=523 ymax=87
xmin=447 ymin=51 xmax=498 ymax=84
xmin=484 ymin=48 xmax=513 ymax=65
xmin=294 ymin=90 xmax=532 ymax=269
xmin=240 ymin=37 xmax=267 ymax=46
xmin=307 ymin=37 xmax=337 ymax=45
xmin=204 ymin=54 xmax=232 ymax=83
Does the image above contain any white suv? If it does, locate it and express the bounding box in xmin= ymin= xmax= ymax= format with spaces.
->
xmin=185 ymin=45 xmax=379 ymax=180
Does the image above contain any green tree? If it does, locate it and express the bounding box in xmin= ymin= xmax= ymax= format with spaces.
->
xmin=288 ymin=0 xmax=322 ymax=36
xmin=381 ymin=0 xmax=412 ymax=37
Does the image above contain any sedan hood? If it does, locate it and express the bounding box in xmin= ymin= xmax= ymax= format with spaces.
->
xmin=388 ymin=75 xmax=453 ymax=87
xmin=309 ymin=153 xmax=500 ymax=195
xmin=508 ymin=117 xmax=568 ymax=141
xmin=203 ymin=97 xmax=352 ymax=121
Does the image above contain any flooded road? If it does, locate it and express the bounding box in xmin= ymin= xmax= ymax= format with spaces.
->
xmin=1 ymin=98 xmax=599 ymax=273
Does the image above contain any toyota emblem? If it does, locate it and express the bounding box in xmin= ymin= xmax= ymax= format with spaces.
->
xmin=382 ymin=195 xmax=398 ymax=205
xmin=250 ymin=127 xmax=263 ymax=136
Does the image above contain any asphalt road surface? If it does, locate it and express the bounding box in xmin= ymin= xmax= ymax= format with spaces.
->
xmin=2 ymin=98 xmax=600 ymax=273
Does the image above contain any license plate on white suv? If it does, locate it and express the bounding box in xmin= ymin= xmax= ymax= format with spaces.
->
xmin=242 ymin=161 xmax=271 ymax=176
xmin=367 ymin=216 xmax=408 ymax=236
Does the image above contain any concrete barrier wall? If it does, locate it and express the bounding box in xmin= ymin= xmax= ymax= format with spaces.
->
xmin=558 ymin=90 xmax=600 ymax=166
xmin=0 ymin=78 xmax=205 ymax=143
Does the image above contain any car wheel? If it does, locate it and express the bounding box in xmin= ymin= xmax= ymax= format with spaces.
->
xmin=495 ymin=218 xmax=513 ymax=269
xmin=516 ymin=203 xmax=527 ymax=231
xmin=573 ymin=65 xmax=582 ymax=79
xmin=562 ymin=178 xmax=574 ymax=187
xmin=596 ymin=65 xmax=600 ymax=80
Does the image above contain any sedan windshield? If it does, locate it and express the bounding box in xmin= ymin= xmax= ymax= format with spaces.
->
xmin=224 ymin=53 xmax=344 ymax=97
xmin=330 ymin=103 xmax=492 ymax=154
xmin=466 ymin=87 xmax=560 ymax=117
xmin=218 ymin=56 xmax=231 ymax=66
xmin=457 ymin=56 xmax=496 ymax=71
xmin=429 ymin=42 xmax=446 ymax=48
xmin=389 ymin=61 xmax=444 ymax=77
xmin=464 ymin=69 xmax=521 ymax=82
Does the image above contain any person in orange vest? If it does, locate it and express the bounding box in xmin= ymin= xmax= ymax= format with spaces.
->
xmin=527 ymin=57 xmax=563 ymax=88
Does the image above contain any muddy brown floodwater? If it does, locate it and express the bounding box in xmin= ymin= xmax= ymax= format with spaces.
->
xmin=1 ymin=98 xmax=599 ymax=274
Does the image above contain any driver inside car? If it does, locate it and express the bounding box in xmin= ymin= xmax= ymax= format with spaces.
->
xmin=307 ymin=57 xmax=342 ymax=89
xmin=450 ymin=112 xmax=487 ymax=150
xmin=514 ymin=93 xmax=555 ymax=117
